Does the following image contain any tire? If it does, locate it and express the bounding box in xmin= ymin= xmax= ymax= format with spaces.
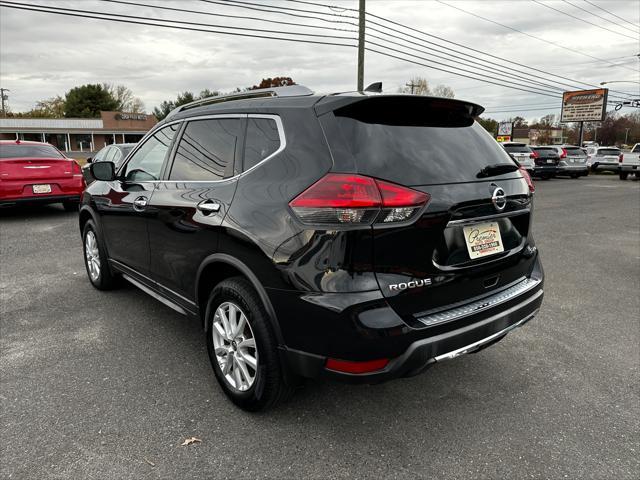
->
xmin=205 ymin=277 xmax=294 ymax=411
xmin=619 ymin=171 xmax=628 ymax=180
xmin=82 ymin=220 xmax=118 ymax=290
xmin=63 ymin=200 xmax=79 ymax=212
xmin=591 ymin=163 xmax=599 ymax=173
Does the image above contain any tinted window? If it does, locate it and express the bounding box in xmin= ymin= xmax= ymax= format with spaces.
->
xmin=330 ymin=117 xmax=516 ymax=186
xmin=503 ymin=144 xmax=531 ymax=153
xmin=92 ymin=146 xmax=108 ymax=162
xmin=123 ymin=125 xmax=178 ymax=181
xmin=597 ymin=148 xmax=620 ymax=156
xmin=0 ymin=144 xmax=64 ymax=159
xmin=632 ymin=144 xmax=640 ymax=153
xmin=564 ymin=147 xmax=585 ymax=156
xmin=104 ymin=147 xmax=118 ymax=163
xmin=243 ymin=117 xmax=281 ymax=171
xmin=169 ymin=118 xmax=240 ymax=181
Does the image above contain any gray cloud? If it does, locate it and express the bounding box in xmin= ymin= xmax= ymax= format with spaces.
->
xmin=0 ymin=0 xmax=637 ymax=121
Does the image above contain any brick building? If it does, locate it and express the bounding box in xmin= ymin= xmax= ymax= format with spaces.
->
xmin=0 ymin=111 xmax=157 ymax=153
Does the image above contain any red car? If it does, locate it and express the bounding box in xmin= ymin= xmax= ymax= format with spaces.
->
xmin=0 ymin=140 xmax=85 ymax=210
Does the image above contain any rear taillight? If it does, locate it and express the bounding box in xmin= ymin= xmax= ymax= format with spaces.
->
xmin=619 ymin=154 xmax=624 ymax=163
xmin=530 ymin=150 xmax=539 ymax=159
xmin=71 ymin=160 xmax=82 ymax=175
xmin=519 ymin=166 xmax=535 ymax=193
xmin=560 ymin=148 xmax=567 ymax=159
xmin=289 ymin=173 xmax=429 ymax=226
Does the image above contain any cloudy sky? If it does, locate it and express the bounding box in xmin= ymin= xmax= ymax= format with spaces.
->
xmin=1 ymin=0 xmax=638 ymax=121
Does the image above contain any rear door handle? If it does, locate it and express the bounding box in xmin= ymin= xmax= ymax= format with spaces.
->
xmin=133 ymin=196 xmax=148 ymax=211
xmin=197 ymin=200 xmax=221 ymax=215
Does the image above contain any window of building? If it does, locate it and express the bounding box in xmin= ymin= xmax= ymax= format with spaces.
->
xmin=169 ymin=118 xmax=240 ymax=181
xmin=122 ymin=124 xmax=178 ymax=182
xmin=243 ymin=117 xmax=281 ymax=171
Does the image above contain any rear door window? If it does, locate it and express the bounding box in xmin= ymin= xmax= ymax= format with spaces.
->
xmin=243 ymin=117 xmax=281 ymax=171
xmin=169 ymin=118 xmax=240 ymax=181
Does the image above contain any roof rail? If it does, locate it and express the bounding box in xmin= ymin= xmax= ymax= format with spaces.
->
xmin=165 ymin=85 xmax=314 ymax=119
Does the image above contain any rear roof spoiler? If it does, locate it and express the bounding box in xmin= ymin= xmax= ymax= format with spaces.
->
xmin=314 ymin=94 xmax=485 ymax=118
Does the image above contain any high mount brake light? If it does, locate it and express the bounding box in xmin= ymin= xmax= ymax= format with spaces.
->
xmin=289 ymin=173 xmax=430 ymax=226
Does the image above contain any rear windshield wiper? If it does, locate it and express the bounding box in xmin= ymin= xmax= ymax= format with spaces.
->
xmin=477 ymin=163 xmax=519 ymax=178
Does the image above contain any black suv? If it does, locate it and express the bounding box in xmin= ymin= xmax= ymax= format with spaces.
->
xmin=80 ymin=85 xmax=544 ymax=411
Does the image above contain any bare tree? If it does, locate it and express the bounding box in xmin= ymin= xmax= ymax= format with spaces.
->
xmin=103 ymin=83 xmax=145 ymax=113
xmin=399 ymin=77 xmax=455 ymax=98
xmin=432 ymin=84 xmax=455 ymax=98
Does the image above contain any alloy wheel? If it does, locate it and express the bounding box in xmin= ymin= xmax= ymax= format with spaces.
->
xmin=84 ymin=230 xmax=101 ymax=281
xmin=211 ymin=301 xmax=258 ymax=392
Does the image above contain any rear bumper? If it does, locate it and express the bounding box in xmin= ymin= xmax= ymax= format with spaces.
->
xmin=591 ymin=162 xmax=619 ymax=172
xmin=277 ymin=254 xmax=545 ymax=384
xmin=0 ymin=194 xmax=80 ymax=206
xmin=620 ymin=164 xmax=640 ymax=173
xmin=557 ymin=165 xmax=589 ymax=175
xmin=532 ymin=165 xmax=558 ymax=176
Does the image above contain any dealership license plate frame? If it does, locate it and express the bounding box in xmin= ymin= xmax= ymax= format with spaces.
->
xmin=32 ymin=184 xmax=52 ymax=194
xmin=463 ymin=221 xmax=505 ymax=259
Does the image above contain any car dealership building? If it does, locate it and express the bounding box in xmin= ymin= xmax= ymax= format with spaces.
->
xmin=0 ymin=111 xmax=157 ymax=153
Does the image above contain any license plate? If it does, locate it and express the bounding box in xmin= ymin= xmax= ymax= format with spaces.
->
xmin=32 ymin=184 xmax=52 ymax=194
xmin=463 ymin=221 xmax=505 ymax=259
xmin=547 ymin=159 xmax=554 ymax=164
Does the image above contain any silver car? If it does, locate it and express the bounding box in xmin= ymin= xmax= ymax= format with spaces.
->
xmin=501 ymin=142 xmax=535 ymax=172
xmin=587 ymin=146 xmax=622 ymax=173
xmin=549 ymin=145 xmax=589 ymax=178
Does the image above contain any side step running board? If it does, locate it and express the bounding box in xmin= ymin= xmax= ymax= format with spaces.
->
xmin=121 ymin=274 xmax=187 ymax=315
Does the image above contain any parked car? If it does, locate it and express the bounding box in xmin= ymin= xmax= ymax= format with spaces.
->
xmin=82 ymin=143 xmax=136 ymax=184
xmin=587 ymin=146 xmax=623 ymax=173
xmin=619 ymin=143 xmax=640 ymax=180
xmin=501 ymin=142 xmax=535 ymax=173
xmin=0 ymin=140 xmax=84 ymax=210
xmin=529 ymin=146 xmax=560 ymax=179
xmin=548 ymin=145 xmax=589 ymax=178
xmin=79 ymin=86 xmax=544 ymax=411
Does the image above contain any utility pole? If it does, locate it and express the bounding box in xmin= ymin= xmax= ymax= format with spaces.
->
xmin=625 ymin=127 xmax=631 ymax=145
xmin=357 ymin=0 xmax=365 ymax=91
xmin=405 ymin=81 xmax=419 ymax=94
xmin=0 ymin=88 xmax=9 ymax=116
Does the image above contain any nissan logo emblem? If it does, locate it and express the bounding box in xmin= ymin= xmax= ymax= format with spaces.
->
xmin=491 ymin=187 xmax=507 ymax=211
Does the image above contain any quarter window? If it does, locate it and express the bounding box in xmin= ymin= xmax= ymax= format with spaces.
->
xmin=169 ymin=118 xmax=240 ymax=181
xmin=243 ymin=117 xmax=281 ymax=171
xmin=123 ymin=125 xmax=178 ymax=182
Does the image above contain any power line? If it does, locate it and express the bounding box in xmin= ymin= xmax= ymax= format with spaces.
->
xmin=0 ymin=2 xmax=357 ymax=47
xmin=530 ymin=0 xmax=638 ymax=40
xmin=582 ymin=0 xmax=640 ymax=30
xmin=436 ymin=0 xmax=637 ymax=71
xmin=228 ymin=0 xmax=635 ymax=99
xmin=100 ymin=0 xmax=358 ymax=33
xmin=561 ymin=0 xmax=640 ymax=35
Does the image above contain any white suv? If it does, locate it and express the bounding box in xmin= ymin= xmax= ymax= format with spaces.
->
xmin=501 ymin=142 xmax=535 ymax=173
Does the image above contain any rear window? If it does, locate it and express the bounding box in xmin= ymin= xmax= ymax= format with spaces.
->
xmin=597 ymin=148 xmax=620 ymax=155
xmin=503 ymin=144 xmax=531 ymax=153
xmin=0 ymin=144 xmax=64 ymax=159
xmin=329 ymin=100 xmax=516 ymax=186
xmin=564 ymin=147 xmax=585 ymax=156
xmin=531 ymin=147 xmax=556 ymax=152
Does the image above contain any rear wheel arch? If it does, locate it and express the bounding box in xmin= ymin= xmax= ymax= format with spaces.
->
xmin=196 ymin=254 xmax=283 ymax=344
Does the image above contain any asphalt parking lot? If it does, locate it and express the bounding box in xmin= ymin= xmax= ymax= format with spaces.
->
xmin=1 ymin=174 xmax=638 ymax=479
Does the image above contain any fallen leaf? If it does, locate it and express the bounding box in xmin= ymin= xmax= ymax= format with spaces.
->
xmin=143 ymin=457 xmax=155 ymax=467
xmin=181 ymin=437 xmax=202 ymax=446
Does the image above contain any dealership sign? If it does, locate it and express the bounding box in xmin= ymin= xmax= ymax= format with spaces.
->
xmin=115 ymin=113 xmax=147 ymax=121
xmin=560 ymin=89 xmax=608 ymax=122
xmin=498 ymin=121 xmax=513 ymax=136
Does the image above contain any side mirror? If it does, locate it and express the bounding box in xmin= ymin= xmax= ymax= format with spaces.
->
xmin=90 ymin=161 xmax=116 ymax=181
xmin=86 ymin=157 xmax=92 ymax=163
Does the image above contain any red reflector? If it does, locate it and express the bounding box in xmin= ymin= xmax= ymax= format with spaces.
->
xmin=289 ymin=173 xmax=381 ymax=208
xmin=325 ymin=357 xmax=389 ymax=374
xmin=376 ymin=178 xmax=430 ymax=207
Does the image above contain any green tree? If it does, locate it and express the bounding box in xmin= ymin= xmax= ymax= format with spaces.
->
xmin=65 ymin=84 xmax=118 ymax=118
xmin=153 ymin=91 xmax=197 ymax=120
xmin=250 ymin=77 xmax=296 ymax=90
xmin=477 ymin=116 xmax=499 ymax=135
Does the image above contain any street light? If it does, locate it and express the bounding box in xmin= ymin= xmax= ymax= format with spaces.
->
xmin=599 ymin=81 xmax=640 ymax=86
